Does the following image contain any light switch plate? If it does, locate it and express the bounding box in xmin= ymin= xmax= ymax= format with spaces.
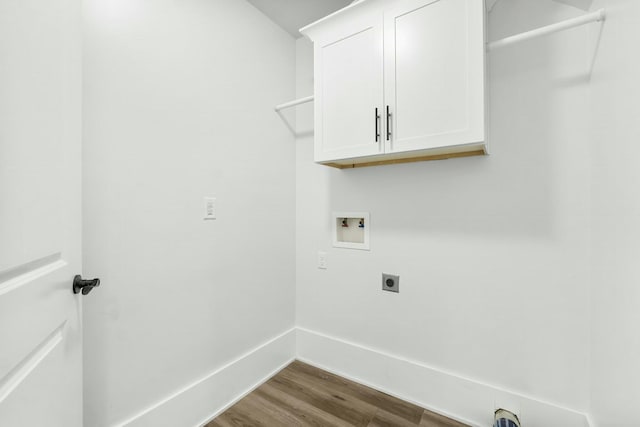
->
xmin=318 ymin=251 xmax=327 ymax=269
xmin=204 ymin=197 xmax=216 ymax=220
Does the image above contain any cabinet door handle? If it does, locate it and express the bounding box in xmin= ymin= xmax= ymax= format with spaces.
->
xmin=386 ymin=105 xmax=391 ymax=141
xmin=375 ymin=108 xmax=380 ymax=142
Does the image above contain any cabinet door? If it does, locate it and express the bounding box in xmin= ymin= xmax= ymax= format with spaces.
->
xmin=314 ymin=13 xmax=384 ymax=162
xmin=384 ymin=0 xmax=485 ymax=154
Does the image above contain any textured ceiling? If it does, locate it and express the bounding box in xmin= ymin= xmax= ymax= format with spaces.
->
xmin=247 ymin=0 xmax=353 ymax=38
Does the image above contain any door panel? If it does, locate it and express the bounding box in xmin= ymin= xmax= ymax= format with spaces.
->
xmin=384 ymin=0 xmax=485 ymax=153
xmin=315 ymin=14 xmax=384 ymax=162
xmin=0 ymin=0 xmax=82 ymax=425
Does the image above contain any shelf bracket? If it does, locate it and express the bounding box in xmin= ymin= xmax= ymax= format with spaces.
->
xmin=274 ymin=95 xmax=314 ymax=135
xmin=588 ymin=11 xmax=606 ymax=77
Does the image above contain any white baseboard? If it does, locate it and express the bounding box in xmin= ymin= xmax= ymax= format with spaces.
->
xmin=115 ymin=328 xmax=296 ymax=427
xmin=112 ymin=326 xmax=592 ymax=427
xmin=296 ymin=327 xmax=590 ymax=427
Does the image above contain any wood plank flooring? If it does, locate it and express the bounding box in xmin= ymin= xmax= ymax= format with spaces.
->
xmin=206 ymin=361 xmax=469 ymax=427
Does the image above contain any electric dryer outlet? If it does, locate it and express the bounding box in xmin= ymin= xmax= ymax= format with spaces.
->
xmin=382 ymin=273 xmax=399 ymax=293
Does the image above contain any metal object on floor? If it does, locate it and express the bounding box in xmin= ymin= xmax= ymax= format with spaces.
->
xmin=494 ymin=409 xmax=521 ymax=427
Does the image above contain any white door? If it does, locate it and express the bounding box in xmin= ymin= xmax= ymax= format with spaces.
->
xmin=384 ymin=0 xmax=486 ymax=154
xmin=314 ymin=11 xmax=384 ymax=163
xmin=0 ymin=0 xmax=84 ymax=425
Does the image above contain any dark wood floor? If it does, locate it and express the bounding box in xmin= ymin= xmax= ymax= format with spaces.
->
xmin=206 ymin=360 xmax=468 ymax=427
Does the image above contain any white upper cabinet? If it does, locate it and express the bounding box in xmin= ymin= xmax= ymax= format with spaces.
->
xmin=312 ymin=10 xmax=384 ymax=162
xmin=384 ymin=0 xmax=486 ymax=153
xmin=301 ymin=0 xmax=487 ymax=168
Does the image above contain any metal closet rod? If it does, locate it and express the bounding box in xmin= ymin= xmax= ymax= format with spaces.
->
xmin=488 ymin=8 xmax=606 ymax=50
xmin=274 ymin=9 xmax=606 ymax=111
xmin=274 ymin=95 xmax=314 ymax=112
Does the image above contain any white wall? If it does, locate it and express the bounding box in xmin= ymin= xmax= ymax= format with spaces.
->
xmin=79 ymin=0 xmax=640 ymax=424
xmin=589 ymin=1 xmax=640 ymax=426
xmin=296 ymin=1 xmax=593 ymax=424
xmin=82 ymin=1 xmax=296 ymax=425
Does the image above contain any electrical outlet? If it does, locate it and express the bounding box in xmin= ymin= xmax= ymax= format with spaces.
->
xmin=204 ymin=197 xmax=216 ymax=220
xmin=382 ymin=273 xmax=399 ymax=293
xmin=318 ymin=251 xmax=327 ymax=269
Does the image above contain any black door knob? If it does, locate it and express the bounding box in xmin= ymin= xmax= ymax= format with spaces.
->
xmin=73 ymin=275 xmax=101 ymax=295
